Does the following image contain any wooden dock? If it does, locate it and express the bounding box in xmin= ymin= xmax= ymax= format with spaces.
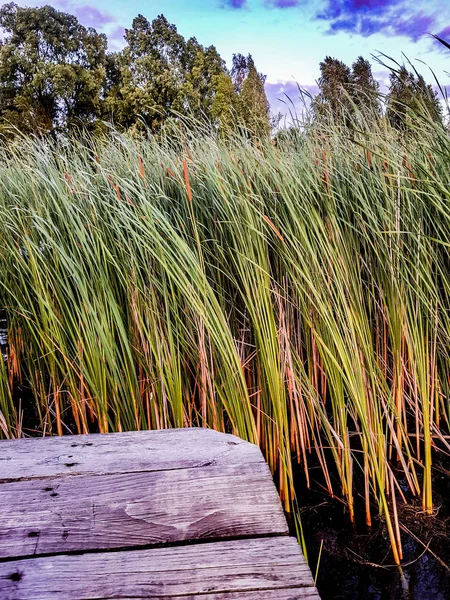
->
xmin=0 ymin=428 xmax=320 ymax=599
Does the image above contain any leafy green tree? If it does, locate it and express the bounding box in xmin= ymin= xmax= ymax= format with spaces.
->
xmin=210 ymin=72 xmax=239 ymax=135
xmin=387 ymin=66 xmax=442 ymax=130
xmin=107 ymin=14 xmax=230 ymax=131
xmin=231 ymin=53 xmax=249 ymax=93
xmin=117 ymin=14 xmax=184 ymax=130
xmin=313 ymin=56 xmax=383 ymax=125
xmin=239 ymin=56 xmax=270 ymax=136
xmin=312 ymin=57 xmax=352 ymax=123
xmin=230 ymin=53 xmax=270 ymax=137
xmin=181 ymin=38 xmax=228 ymax=119
xmin=101 ymin=52 xmax=126 ymax=126
xmin=0 ymin=6 xmax=270 ymax=137
xmin=350 ymin=56 xmax=380 ymax=117
xmin=0 ymin=2 xmax=107 ymax=135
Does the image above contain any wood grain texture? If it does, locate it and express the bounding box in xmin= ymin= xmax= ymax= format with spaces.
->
xmin=0 ymin=428 xmax=263 ymax=482
xmin=0 ymin=462 xmax=288 ymax=558
xmin=99 ymin=591 xmax=320 ymax=600
xmin=0 ymin=429 xmax=320 ymax=599
xmin=109 ymin=593 xmax=318 ymax=600
xmin=0 ymin=537 xmax=316 ymax=600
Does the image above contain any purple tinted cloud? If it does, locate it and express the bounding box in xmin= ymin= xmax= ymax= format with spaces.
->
xmin=329 ymin=11 xmax=434 ymax=40
xmin=29 ymin=1 xmax=117 ymax=30
xmin=321 ymin=0 xmax=399 ymax=21
xmin=109 ymin=26 xmax=125 ymax=42
xmin=348 ymin=0 xmax=395 ymax=7
xmin=391 ymin=13 xmax=434 ymax=41
xmin=436 ymin=26 xmax=450 ymax=40
xmin=320 ymin=0 xmax=435 ymax=41
xmin=269 ymin=0 xmax=301 ymax=7
xmin=224 ymin=0 xmax=247 ymax=8
xmin=265 ymin=80 xmax=319 ymax=104
xmin=433 ymin=26 xmax=450 ymax=53
xmin=107 ymin=25 xmax=126 ymax=50
xmin=328 ymin=16 xmax=380 ymax=36
xmin=265 ymin=80 xmax=319 ymax=119
xmin=73 ymin=5 xmax=115 ymax=28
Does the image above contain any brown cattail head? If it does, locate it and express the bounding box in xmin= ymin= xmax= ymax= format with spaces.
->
xmin=321 ymin=149 xmax=330 ymax=191
xmin=65 ymin=172 xmax=77 ymax=193
xmin=183 ymin=159 xmax=192 ymax=202
xmin=138 ymin=155 xmax=145 ymax=180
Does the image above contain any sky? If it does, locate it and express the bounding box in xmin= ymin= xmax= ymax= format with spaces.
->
xmin=13 ymin=0 xmax=450 ymax=118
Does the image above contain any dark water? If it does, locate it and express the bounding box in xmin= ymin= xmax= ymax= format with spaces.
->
xmin=0 ymin=315 xmax=6 ymax=348
xmin=293 ymin=462 xmax=450 ymax=600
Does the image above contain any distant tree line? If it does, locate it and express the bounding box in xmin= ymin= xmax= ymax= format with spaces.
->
xmin=0 ymin=2 xmax=443 ymax=139
xmin=0 ymin=3 xmax=270 ymax=137
xmin=312 ymin=55 xmax=442 ymax=130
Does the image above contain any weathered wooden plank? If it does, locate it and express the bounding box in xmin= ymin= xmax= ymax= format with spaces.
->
xmin=0 ymin=428 xmax=263 ymax=482
xmin=102 ymin=591 xmax=320 ymax=600
xmin=0 ymin=537 xmax=317 ymax=600
xmin=0 ymin=429 xmax=320 ymax=599
xmin=0 ymin=462 xmax=288 ymax=558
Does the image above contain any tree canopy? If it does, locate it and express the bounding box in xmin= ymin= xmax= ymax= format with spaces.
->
xmin=0 ymin=4 xmax=271 ymax=137
xmin=106 ymin=15 xmax=227 ymax=130
xmin=0 ymin=2 xmax=107 ymax=135
xmin=312 ymin=55 xmax=381 ymax=125
xmin=386 ymin=66 xmax=442 ymax=130
xmin=0 ymin=3 xmax=442 ymax=139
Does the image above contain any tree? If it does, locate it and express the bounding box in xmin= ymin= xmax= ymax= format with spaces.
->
xmin=386 ymin=66 xmax=442 ymax=130
xmin=0 ymin=3 xmax=107 ymax=135
xmin=239 ymin=56 xmax=270 ymax=136
xmin=113 ymin=14 xmax=184 ymax=131
xmin=107 ymin=14 xmax=231 ymax=131
xmin=231 ymin=53 xmax=249 ymax=93
xmin=181 ymin=38 xmax=228 ymax=120
xmin=101 ymin=52 xmax=127 ymax=126
xmin=312 ymin=57 xmax=352 ymax=124
xmin=210 ymin=72 xmax=239 ymax=135
xmin=230 ymin=53 xmax=270 ymax=137
xmin=349 ymin=56 xmax=380 ymax=117
xmin=0 ymin=7 xmax=270 ymax=137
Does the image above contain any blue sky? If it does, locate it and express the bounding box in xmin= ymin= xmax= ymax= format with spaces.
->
xmin=14 ymin=0 xmax=450 ymax=116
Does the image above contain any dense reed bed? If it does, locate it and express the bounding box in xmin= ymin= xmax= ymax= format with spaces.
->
xmin=0 ymin=115 xmax=449 ymax=564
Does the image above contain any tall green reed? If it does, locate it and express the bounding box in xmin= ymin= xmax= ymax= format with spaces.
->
xmin=0 ymin=110 xmax=449 ymax=563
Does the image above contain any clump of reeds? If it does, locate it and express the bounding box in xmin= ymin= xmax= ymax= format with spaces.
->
xmin=0 ymin=108 xmax=449 ymax=565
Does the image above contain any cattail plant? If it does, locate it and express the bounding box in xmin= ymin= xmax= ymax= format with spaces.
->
xmin=0 ymin=108 xmax=448 ymax=564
